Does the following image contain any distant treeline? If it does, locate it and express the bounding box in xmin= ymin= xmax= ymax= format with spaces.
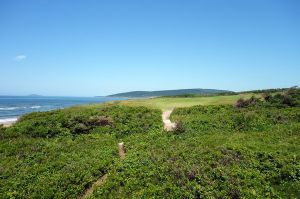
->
xmin=159 ymin=92 xmax=237 ymax=98
xmin=238 ymin=87 xmax=297 ymax=94
xmin=108 ymin=88 xmax=231 ymax=98
xmin=108 ymin=87 xmax=298 ymax=98
xmin=162 ymin=87 xmax=299 ymax=98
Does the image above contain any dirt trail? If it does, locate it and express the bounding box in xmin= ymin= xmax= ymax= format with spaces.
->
xmin=81 ymin=174 xmax=108 ymax=199
xmin=80 ymin=142 xmax=126 ymax=198
xmin=162 ymin=109 xmax=176 ymax=131
xmin=118 ymin=142 xmax=126 ymax=160
xmin=81 ymin=110 xmax=177 ymax=198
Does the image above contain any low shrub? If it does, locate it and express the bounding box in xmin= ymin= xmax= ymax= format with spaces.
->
xmin=263 ymin=92 xmax=272 ymax=102
xmin=263 ymin=87 xmax=300 ymax=107
xmin=0 ymin=134 xmax=117 ymax=199
xmin=235 ymin=96 xmax=260 ymax=108
xmin=174 ymin=120 xmax=185 ymax=134
xmin=6 ymin=105 xmax=162 ymax=138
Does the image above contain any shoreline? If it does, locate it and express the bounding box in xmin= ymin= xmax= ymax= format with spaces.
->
xmin=0 ymin=117 xmax=19 ymax=127
xmin=0 ymin=96 xmax=126 ymax=128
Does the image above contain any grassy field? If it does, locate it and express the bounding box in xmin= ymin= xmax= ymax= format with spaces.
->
xmin=114 ymin=93 xmax=258 ymax=110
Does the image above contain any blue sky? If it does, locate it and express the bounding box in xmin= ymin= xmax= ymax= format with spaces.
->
xmin=0 ymin=0 xmax=299 ymax=96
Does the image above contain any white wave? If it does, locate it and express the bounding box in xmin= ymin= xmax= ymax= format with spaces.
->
xmin=0 ymin=106 xmax=42 ymax=110
xmin=0 ymin=107 xmax=19 ymax=110
xmin=30 ymin=106 xmax=41 ymax=109
xmin=0 ymin=117 xmax=18 ymax=124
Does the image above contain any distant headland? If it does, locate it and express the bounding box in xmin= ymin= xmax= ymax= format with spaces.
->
xmin=107 ymin=88 xmax=232 ymax=98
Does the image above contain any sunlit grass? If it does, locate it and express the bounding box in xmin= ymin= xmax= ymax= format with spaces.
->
xmin=114 ymin=93 xmax=259 ymax=110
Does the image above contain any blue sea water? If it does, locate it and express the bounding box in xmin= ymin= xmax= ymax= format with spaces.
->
xmin=0 ymin=96 xmax=124 ymax=124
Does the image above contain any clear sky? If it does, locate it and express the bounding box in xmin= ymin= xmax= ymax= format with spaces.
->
xmin=0 ymin=0 xmax=299 ymax=96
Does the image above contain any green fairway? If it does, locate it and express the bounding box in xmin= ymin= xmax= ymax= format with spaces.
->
xmin=115 ymin=93 xmax=258 ymax=110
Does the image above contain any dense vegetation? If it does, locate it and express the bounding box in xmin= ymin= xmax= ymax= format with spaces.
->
xmin=90 ymin=104 xmax=300 ymax=198
xmin=236 ymin=87 xmax=300 ymax=108
xmin=0 ymin=105 xmax=162 ymax=198
xmin=4 ymin=105 xmax=161 ymax=138
xmin=238 ymin=87 xmax=292 ymax=94
xmin=1 ymin=89 xmax=300 ymax=198
xmin=0 ymin=133 xmax=117 ymax=198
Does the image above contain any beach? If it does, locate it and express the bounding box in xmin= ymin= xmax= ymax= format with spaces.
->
xmin=0 ymin=118 xmax=18 ymax=127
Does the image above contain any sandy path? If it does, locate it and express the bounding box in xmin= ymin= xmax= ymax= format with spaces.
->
xmin=118 ymin=142 xmax=126 ymax=160
xmin=162 ymin=109 xmax=176 ymax=131
xmin=81 ymin=174 xmax=108 ymax=199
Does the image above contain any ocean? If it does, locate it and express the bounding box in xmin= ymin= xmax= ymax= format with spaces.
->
xmin=0 ymin=96 xmax=124 ymax=124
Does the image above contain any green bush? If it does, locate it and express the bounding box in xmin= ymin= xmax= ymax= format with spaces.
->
xmin=6 ymin=105 xmax=162 ymax=138
xmin=235 ymin=96 xmax=261 ymax=108
xmin=263 ymin=87 xmax=300 ymax=107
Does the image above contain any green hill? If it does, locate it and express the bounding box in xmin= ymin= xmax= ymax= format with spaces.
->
xmin=107 ymin=88 xmax=232 ymax=98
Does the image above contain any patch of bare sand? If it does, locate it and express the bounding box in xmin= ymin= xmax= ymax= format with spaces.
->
xmin=162 ymin=109 xmax=176 ymax=131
